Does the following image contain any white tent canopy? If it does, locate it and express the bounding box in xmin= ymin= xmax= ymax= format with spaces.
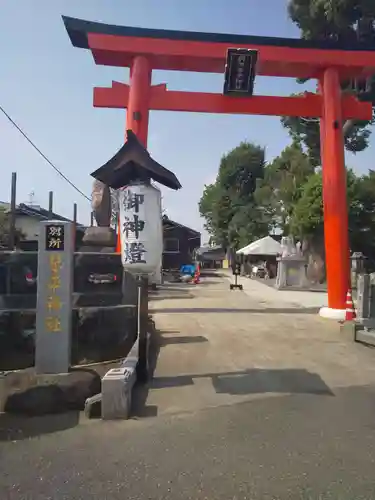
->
xmin=236 ymin=236 xmax=282 ymax=256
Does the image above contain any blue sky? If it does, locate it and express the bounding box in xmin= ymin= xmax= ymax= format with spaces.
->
xmin=1 ymin=0 xmax=374 ymax=243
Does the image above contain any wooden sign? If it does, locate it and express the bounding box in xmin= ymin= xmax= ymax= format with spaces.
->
xmin=223 ymin=48 xmax=258 ymax=96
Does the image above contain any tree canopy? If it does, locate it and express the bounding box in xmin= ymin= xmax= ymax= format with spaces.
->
xmin=254 ymin=142 xmax=315 ymax=233
xmin=199 ymin=139 xmax=375 ymax=265
xmin=282 ymin=0 xmax=375 ymax=166
xmin=199 ymin=141 xmax=318 ymax=250
xmin=199 ymin=142 xmax=269 ymax=249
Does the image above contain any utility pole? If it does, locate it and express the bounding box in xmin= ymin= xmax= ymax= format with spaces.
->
xmin=9 ymin=172 xmax=17 ymax=250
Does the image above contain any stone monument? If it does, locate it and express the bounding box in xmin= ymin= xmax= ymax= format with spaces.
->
xmin=80 ymin=179 xmax=116 ymax=251
xmin=275 ymin=236 xmax=308 ymax=290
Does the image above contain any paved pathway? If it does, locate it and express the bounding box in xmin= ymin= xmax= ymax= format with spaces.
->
xmin=137 ymin=271 xmax=374 ymax=417
xmin=2 ymin=272 xmax=375 ymax=499
xmin=231 ymin=271 xmax=329 ymax=309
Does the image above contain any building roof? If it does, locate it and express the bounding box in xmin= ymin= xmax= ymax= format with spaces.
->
xmin=196 ymin=245 xmax=223 ymax=254
xmin=162 ymin=216 xmax=200 ymax=238
xmin=196 ymin=245 xmax=226 ymax=261
xmin=63 ymin=15 xmax=375 ymax=52
xmin=237 ymin=236 xmax=282 ymax=256
xmin=13 ymin=203 xmax=86 ymax=229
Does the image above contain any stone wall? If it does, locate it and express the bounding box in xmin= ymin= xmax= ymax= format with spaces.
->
xmin=0 ymin=251 xmax=137 ymax=371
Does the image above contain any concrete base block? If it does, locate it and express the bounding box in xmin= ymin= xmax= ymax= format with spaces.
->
xmin=99 ymin=334 xmax=151 ymax=420
xmin=355 ymin=329 xmax=375 ymax=347
xmin=319 ymin=307 xmax=346 ymax=321
xmin=339 ymin=321 xmax=356 ymax=341
xmin=101 ymin=365 xmax=137 ymax=420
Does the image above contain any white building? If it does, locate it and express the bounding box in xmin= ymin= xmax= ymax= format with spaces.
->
xmin=0 ymin=202 xmax=86 ymax=248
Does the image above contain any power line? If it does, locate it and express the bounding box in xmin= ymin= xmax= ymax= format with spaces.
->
xmin=0 ymin=104 xmax=91 ymax=202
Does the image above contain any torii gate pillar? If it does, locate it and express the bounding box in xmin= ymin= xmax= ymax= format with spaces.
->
xmin=319 ymin=68 xmax=350 ymax=320
xmin=126 ymin=56 xmax=151 ymax=146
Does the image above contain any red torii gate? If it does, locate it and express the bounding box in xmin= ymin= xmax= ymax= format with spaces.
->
xmin=63 ymin=16 xmax=375 ymax=319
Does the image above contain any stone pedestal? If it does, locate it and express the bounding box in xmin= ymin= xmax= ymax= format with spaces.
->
xmin=80 ymin=227 xmax=116 ymax=252
xmin=275 ymin=256 xmax=308 ymax=289
xmin=149 ymin=259 xmax=163 ymax=286
xmin=122 ymin=271 xmax=138 ymax=305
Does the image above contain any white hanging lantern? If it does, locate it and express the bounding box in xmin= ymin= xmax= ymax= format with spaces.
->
xmin=118 ymin=182 xmax=163 ymax=274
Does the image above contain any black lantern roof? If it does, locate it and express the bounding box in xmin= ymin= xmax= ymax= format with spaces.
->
xmin=91 ymin=130 xmax=182 ymax=190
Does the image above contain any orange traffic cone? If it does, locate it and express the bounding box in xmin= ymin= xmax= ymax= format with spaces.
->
xmin=345 ymin=289 xmax=356 ymax=321
xmin=193 ymin=270 xmax=200 ymax=284
xmin=115 ymin=216 xmax=121 ymax=254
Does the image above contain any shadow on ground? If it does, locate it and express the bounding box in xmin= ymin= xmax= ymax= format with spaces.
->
xmin=150 ymin=307 xmax=320 ymax=314
xmin=159 ymin=335 xmax=208 ymax=346
xmin=150 ymin=368 xmax=334 ymax=396
xmin=150 ymin=294 xmax=195 ymax=301
xmin=0 ymin=411 xmax=80 ymax=442
xmin=132 ymin=363 xmax=334 ymax=419
xmin=149 ymin=284 xmax=194 ymax=301
xmin=131 ymin=321 xmax=162 ymax=419
xmin=195 ymin=279 xmax=224 ymax=285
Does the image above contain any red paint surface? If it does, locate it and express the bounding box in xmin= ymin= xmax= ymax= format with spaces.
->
xmin=321 ymin=69 xmax=350 ymax=310
xmin=125 ymin=56 xmax=151 ymax=146
xmin=93 ymin=82 xmax=372 ymax=121
xmin=88 ymin=33 xmax=375 ymax=79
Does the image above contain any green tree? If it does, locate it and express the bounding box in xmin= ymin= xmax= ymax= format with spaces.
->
xmin=199 ymin=182 xmax=221 ymax=240
xmin=283 ymin=0 xmax=375 ymax=165
xmin=199 ymin=142 xmax=268 ymax=248
xmin=254 ymin=142 xmax=315 ymax=232
xmin=288 ymin=168 xmax=375 ymax=262
xmin=288 ymin=0 xmax=375 ymax=41
xmin=288 ymin=171 xmax=324 ymax=239
xmin=227 ymin=203 xmax=269 ymax=249
xmin=349 ymin=170 xmax=375 ymax=257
